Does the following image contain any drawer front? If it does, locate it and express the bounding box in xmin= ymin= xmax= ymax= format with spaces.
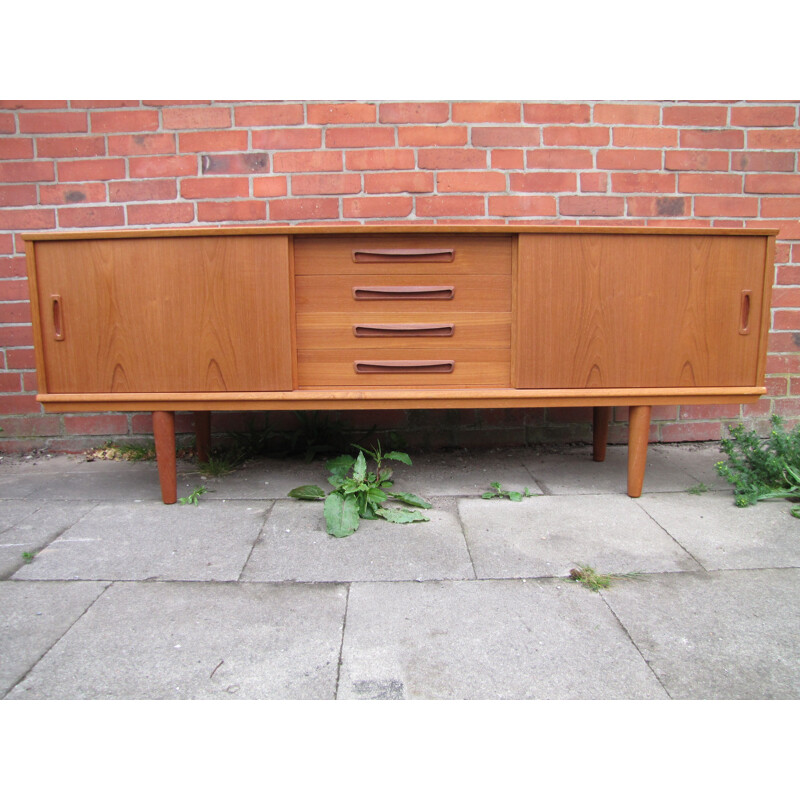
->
xmin=297 ymin=348 xmax=510 ymax=388
xmin=296 ymin=312 xmax=511 ymax=350
xmin=295 ymin=274 xmax=511 ymax=313
xmin=294 ymin=234 xmax=512 ymax=276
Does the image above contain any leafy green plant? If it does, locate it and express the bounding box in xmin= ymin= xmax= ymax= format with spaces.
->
xmin=288 ymin=443 xmax=431 ymax=537
xmin=716 ymin=415 xmax=800 ymax=516
xmin=179 ymin=486 xmax=209 ymax=505
xmin=567 ymin=564 xmax=641 ymax=592
xmin=21 ymin=551 xmax=35 ymax=564
xmin=686 ymin=483 xmax=709 ymax=495
xmin=481 ymin=482 xmax=532 ymax=502
xmin=198 ymin=455 xmax=237 ymax=478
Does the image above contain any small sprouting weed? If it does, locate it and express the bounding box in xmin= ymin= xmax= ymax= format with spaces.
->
xmin=179 ymin=486 xmax=209 ymax=505
xmin=686 ymin=483 xmax=709 ymax=495
xmin=481 ymin=482 xmax=533 ymax=502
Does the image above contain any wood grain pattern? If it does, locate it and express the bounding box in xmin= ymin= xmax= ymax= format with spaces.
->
xmin=32 ymin=235 xmax=293 ymax=393
xmin=515 ymin=233 xmax=769 ymax=389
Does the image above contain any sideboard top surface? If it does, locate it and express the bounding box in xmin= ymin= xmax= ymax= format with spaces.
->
xmin=22 ymin=223 xmax=780 ymax=242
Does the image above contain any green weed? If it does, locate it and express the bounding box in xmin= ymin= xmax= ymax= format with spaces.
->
xmin=179 ymin=486 xmax=209 ymax=505
xmin=482 ymin=482 xmax=533 ymax=501
xmin=21 ymin=551 xmax=35 ymax=564
xmin=567 ymin=564 xmax=641 ymax=592
xmin=686 ymin=483 xmax=709 ymax=495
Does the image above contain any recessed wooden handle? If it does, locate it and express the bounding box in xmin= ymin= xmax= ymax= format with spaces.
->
xmin=353 ymin=323 xmax=455 ymax=338
xmin=354 ymin=360 xmax=455 ymax=374
xmin=51 ymin=294 xmax=64 ymax=341
xmin=353 ymin=248 xmax=455 ymax=263
xmin=352 ymin=286 xmax=455 ymax=300
xmin=740 ymin=290 xmax=752 ymax=335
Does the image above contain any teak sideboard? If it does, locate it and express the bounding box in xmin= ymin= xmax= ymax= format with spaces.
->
xmin=23 ymin=224 xmax=777 ymax=504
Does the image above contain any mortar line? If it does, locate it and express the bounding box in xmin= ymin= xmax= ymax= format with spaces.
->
xmin=452 ymin=494 xmax=479 ymax=580
xmin=334 ymin=583 xmax=351 ymax=700
xmin=235 ymin=499 xmax=276 ymax=582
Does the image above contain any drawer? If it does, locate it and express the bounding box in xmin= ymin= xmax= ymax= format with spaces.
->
xmin=297 ymin=348 xmax=511 ymax=388
xmin=295 ymin=274 xmax=511 ymax=313
xmin=293 ymin=234 xmax=512 ymax=276
xmin=296 ymin=312 xmax=511 ymax=350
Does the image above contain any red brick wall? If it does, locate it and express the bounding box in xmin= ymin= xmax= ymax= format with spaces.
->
xmin=1 ymin=100 xmax=799 ymax=453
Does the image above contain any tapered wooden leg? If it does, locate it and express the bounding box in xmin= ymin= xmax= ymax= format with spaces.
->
xmin=153 ymin=410 xmax=177 ymax=505
xmin=592 ymin=406 xmax=611 ymax=462
xmin=195 ymin=411 xmax=211 ymax=463
xmin=627 ymin=405 xmax=651 ymax=498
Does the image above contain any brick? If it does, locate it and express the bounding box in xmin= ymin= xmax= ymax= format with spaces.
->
xmin=346 ymin=149 xmax=415 ymax=171
xmin=509 ymin=172 xmax=576 ymax=192
xmin=234 ymin=104 xmax=305 ymax=127
xmin=127 ymin=203 xmax=195 ymax=225
xmin=0 ymin=208 xmax=55 ymax=230
xmin=542 ymin=126 xmax=609 ymax=146
xmin=40 ymin=183 xmax=107 ymax=204
xmin=57 ymin=205 xmax=124 ymax=228
xmin=0 ymin=236 xmax=13 ymax=256
xmin=438 ymin=171 xmax=507 ymax=192
xmin=37 ymin=135 xmax=106 ymax=158
xmin=91 ymin=109 xmax=160 ymax=133
xmin=610 ymin=172 xmax=675 ymax=193
xmin=680 ymin=129 xmax=745 ymax=149
xmin=452 ymin=103 xmax=521 ymax=122
xmin=773 ymin=310 xmax=800 ymax=330
xmin=59 ymin=158 xmax=125 ymax=181
xmin=18 ymin=112 xmax=87 ymax=133
xmin=664 ymin=150 xmax=729 ymax=171
xmin=397 ymin=126 xmax=467 ymax=147
xmin=491 ymin=150 xmax=525 ymax=169
xmin=0 ymin=278 xmax=28 ymax=301
xmin=659 ymin=421 xmax=723 ymax=443
xmin=273 ymin=151 xmax=342 ymax=172
xmin=471 ymin=127 xmax=541 ymax=147
xmin=179 ymin=130 xmax=249 ymax=153
xmin=268 ymin=197 xmax=338 ymax=221
xmin=774 ymin=220 xmax=800 ymax=239
xmin=0 ymin=414 xmax=59 ymax=437
xmin=593 ymin=104 xmax=660 ymax=124
xmin=768 ymin=376 xmax=789 ymax=396
xmin=251 ymin=128 xmax=321 ymax=149
xmin=0 ymin=301 xmax=31 ymax=323
xmin=70 ymin=100 xmax=141 ymax=109
xmin=343 ymin=196 xmax=413 ymax=218
xmin=180 ymin=176 xmax=250 ymax=199
xmin=694 ymin=196 xmax=758 ymax=217
xmin=108 ymin=133 xmax=176 ymax=156
xmin=523 ymin=103 xmax=591 ymax=123
xmin=677 ymin=173 xmax=742 ymax=193
xmin=679 ymin=403 xmax=741 ymax=420
xmin=773 ymin=398 xmax=800 ymax=418
xmin=0 ymin=371 xmax=22 ymax=393
xmin=615 ymin=406 xmax=679 ymax=422
xmin=0 ymin=184 xmax=37 ymax=206
xmin=64 ymin=414 xmax=128 ymax=436
xmin=142 ymin=101 xmax=212 ymax=107
xmin=415 ymin=196 xmax=484 ymax=217
xmin=559 ymin=196 xmax=625 ymax=216
xmin=162 ymin=107 xmax=232 ymax=130
xmin=252 ymin=176 xmax=288 ymax=197
xmin=379 ymin=103 xmax=449 ymax=124
xmin=416 ymin=148 xmax=485 ymax=170
xmin=325 ymin=127 xmax=395 ymax=148
xmin=596 ymin=149 xmax=662 ymax=170
xmin=526 ymin=149 xmax=593 ymax=169
xmin=731 ymin=151 xmax=795 ymax=172
xmin=363 ymin=172 xmax=433 ymax=194
xmin=776 ymin=265 xmax=800 ymax=285
xmin=745 ymin=174 xmax=800 ymax=194
xmin=747 ymin=129 xmax=800 ymax=149
xmin=762 ymin=198 xmax=800 ymax=217
xmin=0 ymin=255 xmax=26 ymax=277
xmin=0 ymin=160 xmax=55 ymax=182
xmin=0 ymin=138 xmax=34 ymax=158
xmin=0 ymin=394 xmax=41 ymax=415
xmin=767 ymin=354 xmax=800 ymax=373
xmin=0 ymin=114 xmax=15 ymax=134
xmin=488 ymin=196 xmax=557 ymax=217
xmin=730 ymin=105 xmax=797 ymax=126
xmin=0 ymin=100 xmax=69 ymax=110
xmin=5 ymin=348 xmax=36 ymax=369
xmin=662 ymin=105 xmax=729 ymax=126
xmin=197 ymin=201 xmax=266 ymax=222
xmin=307 ymin=103 xmax=377 ymax=124
xmin=0 ymin=324 xmax=33 ymax=349
xmin=129 ymin=155 xmax=198 ymax=178
xmin=202 ymin=153 xmax=269 ymax=174
xmin=109 ymin=179 xmax=177 ymax=202
xmin=291 ymin=173 xmax=361 ymax=195
xmin=612 ymin=127 xmax=678 ymax=148
xmin=771 ymin=286 xmax=800 ymax=306
xmin=580 ymin=172 xmax=607 ymax=192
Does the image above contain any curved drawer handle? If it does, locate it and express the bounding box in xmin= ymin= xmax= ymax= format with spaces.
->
xmin=353 ymin=286 xmax=454 ymax=301
xmin=739 ymin=290 xmax=752 ymax=335
xmin=354 ymin=360 xmax=455 ymax=374
xmin=353 ymin=323 xmax=455 ymax=338
xmin=353 ymin=248 xmax=454 ymax=263
xmin=51 ymin=294 xmax=65 ymax=341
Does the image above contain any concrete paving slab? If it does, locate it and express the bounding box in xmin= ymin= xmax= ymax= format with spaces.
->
xmin=458 ymin=495 xmax=700 ymax=579
xmin=0 ymin=502 xmax=96 ymax=579
xmin=0 ymin=580 xmax=109 ymax=696
xmin=647 ymin=443 xmax=730 ymax=491
xmin=11 ymin=501 xmax=268 ymax=582
xmin=603 ymin=569 xmax=800 ymax=699
xmin=6 ymin=581 xmax=346 ymax=700
xmin=522 ymin=445 xmax=698 ymax=495
xmin=637 ymin=493 xmax=800 ymax=570
xmin=242 ymin=497 xmax=474 ymax=583
xmin=338 ymin=580 xmax=668 ymax=699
